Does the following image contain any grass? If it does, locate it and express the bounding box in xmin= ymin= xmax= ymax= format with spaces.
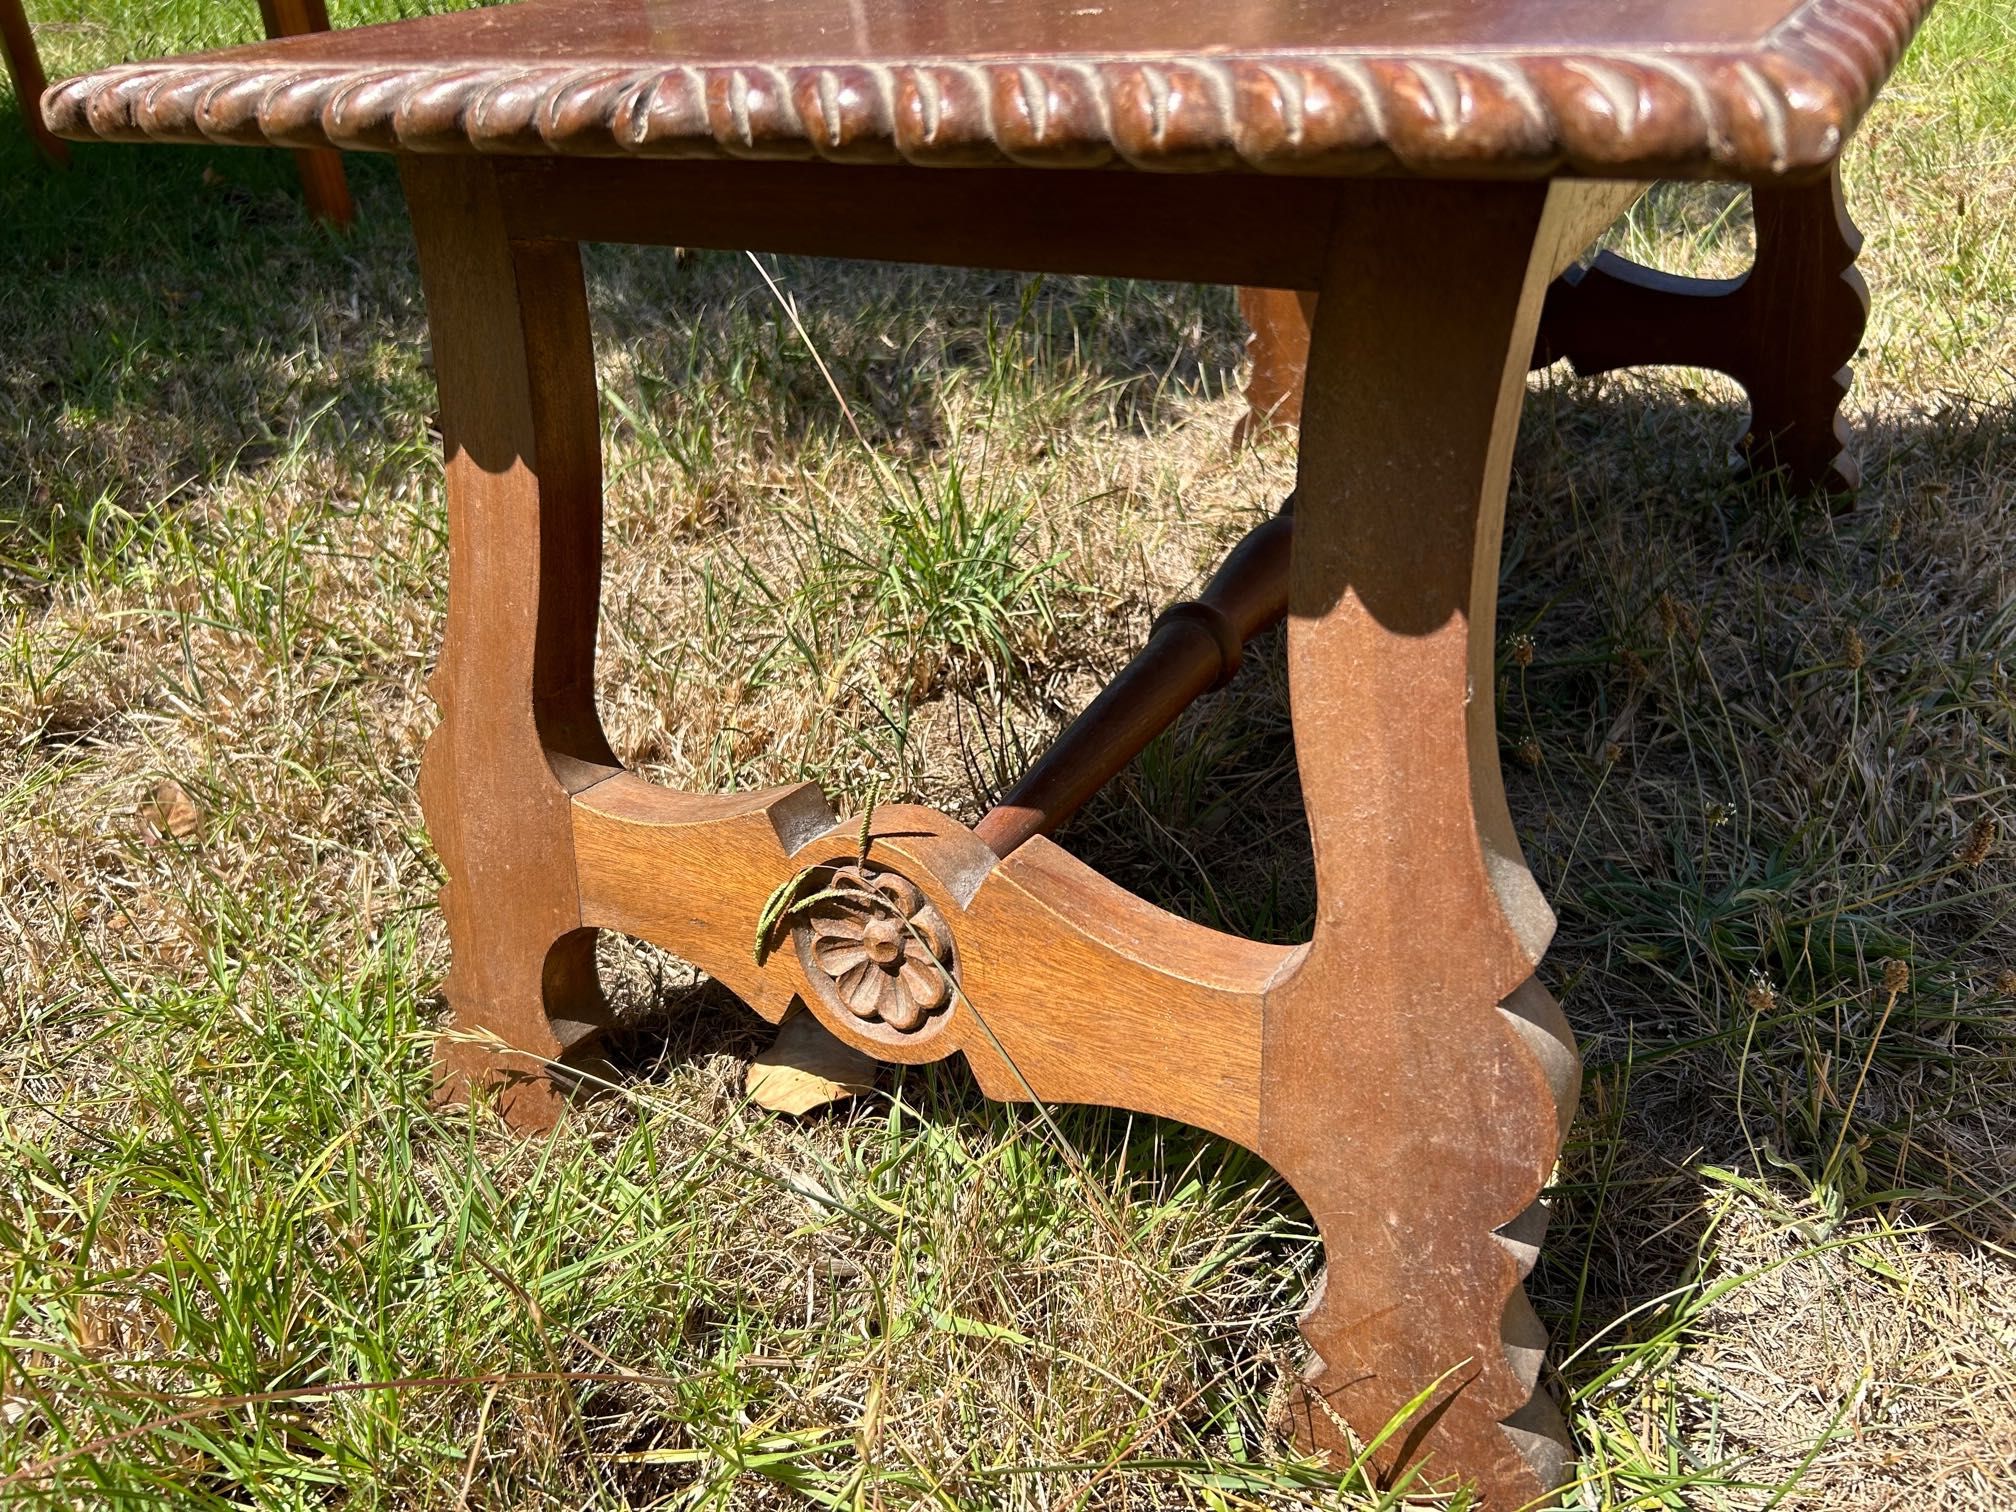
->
xmin=2 ymin=0 xmax=2013 ymax=1507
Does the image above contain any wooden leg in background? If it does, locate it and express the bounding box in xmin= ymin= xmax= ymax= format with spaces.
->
xmin=1732 ymin=169 xmax=1867 ymax=492
xmin=258 ymin=0 xmax=353 ymax=227
xmin=1233 ymin=286 xmax=1313 ymax=445
xmin=1 ymin=0 xmax=68 ymax=167
xmin=1259 ymin=181 xmax=1618 ymax=1506
xmin=403 ymin=155 xmax=619 ymax=1132
xmin=1533 ymin=164 xmax=1866 ymax=495
xmin=1243 ymin=166 xmax=1868 ymax=496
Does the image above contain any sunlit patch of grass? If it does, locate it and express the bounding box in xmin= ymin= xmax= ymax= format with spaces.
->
xmin=849 ymin=456 xmax=1068 ymax=699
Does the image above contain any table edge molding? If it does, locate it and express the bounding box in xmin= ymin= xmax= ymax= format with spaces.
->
xmin=44 ymin=0 xmax=1928 ymax=180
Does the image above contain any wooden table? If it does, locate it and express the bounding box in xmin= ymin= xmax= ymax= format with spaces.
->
xmin=45 ymin=0 xmax=1931 ymax=1502
xmin=3 ymin=0 xmax=352 ymax=225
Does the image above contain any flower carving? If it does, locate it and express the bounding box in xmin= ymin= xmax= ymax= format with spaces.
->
xmin=800 ymin=864 xmax=955 ymax=1033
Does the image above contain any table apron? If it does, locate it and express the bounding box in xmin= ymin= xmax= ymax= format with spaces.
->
xmin=492 ymin=157 xmax=1639 ymax=290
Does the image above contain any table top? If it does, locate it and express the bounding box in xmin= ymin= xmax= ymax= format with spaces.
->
xmin=47 ymin=0 xmax=1931 ymax=181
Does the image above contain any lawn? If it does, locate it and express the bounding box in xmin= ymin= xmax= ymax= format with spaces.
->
xmin=2 ymin=1 xmax=2012 ymax=1508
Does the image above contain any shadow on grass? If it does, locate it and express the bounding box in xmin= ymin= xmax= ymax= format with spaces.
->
xmin=0 ymin=137 xmax=439 ymax=624
xmin=2 ymin=111 xmax=1240 ymax=600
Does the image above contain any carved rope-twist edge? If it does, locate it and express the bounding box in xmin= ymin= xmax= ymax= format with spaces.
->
xmin=47 ymin=0 xmax=1926 ymax=180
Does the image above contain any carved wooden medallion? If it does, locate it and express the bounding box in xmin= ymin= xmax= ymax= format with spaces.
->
xmin=795 ymin=864 xmax=956 ymax=1034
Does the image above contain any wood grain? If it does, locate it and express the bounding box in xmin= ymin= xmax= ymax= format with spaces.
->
xmin=1257 ymin=179 xmax=1630 ymax=1506
xmin=571 ymin=776 xmax=1285 ymax=1148
xmin=405 ymin=155 xmax=621 ymax=1131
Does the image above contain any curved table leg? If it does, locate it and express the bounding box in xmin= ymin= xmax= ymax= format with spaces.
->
xmin=1534 ymin=165 xmax=1866 ymax=496
xmin=1234 ymin=286 xmax=1315 ymax=441
xmin=1261 ymin=180 xmax=1599 ymax=1506
xmin=1 ymin=0 xmax=69 ymax=167
xmin=404 ymin=156 xmax=620 ymax=1130
xmin=1242 ymin=167 xmax=1869 ymax=498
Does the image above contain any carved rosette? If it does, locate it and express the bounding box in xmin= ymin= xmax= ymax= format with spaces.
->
xmin=796 ymin=864 xmax=955 ymax=1034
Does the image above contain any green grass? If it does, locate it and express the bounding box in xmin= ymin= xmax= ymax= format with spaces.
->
xmin=3 ymin=0 xmax=2015 ymax=1507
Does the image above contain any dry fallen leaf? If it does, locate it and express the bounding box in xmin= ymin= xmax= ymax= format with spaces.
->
xmin=138 ymin=778 xmax=203 ymax=844
xmin=746 ymin=1012 xmax=878 ymax=1116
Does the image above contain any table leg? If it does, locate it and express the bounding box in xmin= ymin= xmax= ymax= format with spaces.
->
xmin=1261 ymin=180 xmax=1599 ymax=1506
xmin=1232 ymin=287 xmax=1315 ymax=442
xmin=400 ymin=153 xmax=1594 ymax=1497
xmin=1 ymin=0 xmax=68 ymax=167
xmin=1534 ymin=164 xmax=1866 ymax=495
xmin=1242 ymin=166 xmax=1869 ymax=497
xmin=257 ymin=0 xmax=353 ymax=227
xmin=402 ymin=156 xmax=619 ymax=1130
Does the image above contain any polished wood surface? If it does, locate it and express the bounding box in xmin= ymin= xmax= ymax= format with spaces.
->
xmin=45 ymin=0 xmax=1932 ymax=181
xmin=58 ymin=0 xmax=1834 ymax=61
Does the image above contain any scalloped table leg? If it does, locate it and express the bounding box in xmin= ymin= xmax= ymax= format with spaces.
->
xmin=1259 ymin=179 xmax=1617 ymax=1505
xmin=1533 ymin=164 xmax=1867 ymax=497
xmin=404 ymin=155 xmax=621 ymax=1131
xmin=1241 ymin=165 xmax=1869 ymax=498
